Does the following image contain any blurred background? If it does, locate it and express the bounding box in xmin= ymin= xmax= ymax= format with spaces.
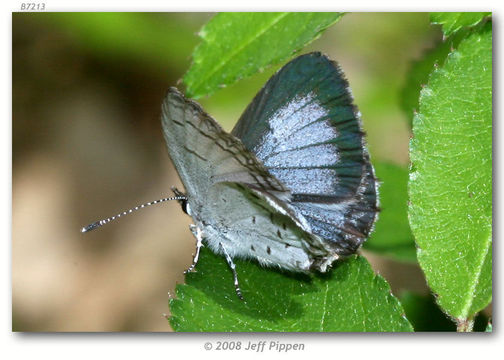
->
xmin=13 ymin=12 xmax=443 ymax=331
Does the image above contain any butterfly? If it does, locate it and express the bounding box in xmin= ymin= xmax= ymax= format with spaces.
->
xmin=161 ymin=52 xmax=379 ymax=299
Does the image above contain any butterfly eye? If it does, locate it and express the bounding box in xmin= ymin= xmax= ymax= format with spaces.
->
xmin=182 ymin=200 xmax=192 ymax=216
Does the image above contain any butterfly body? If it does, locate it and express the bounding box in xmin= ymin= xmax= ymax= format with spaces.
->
xmin=161 ymin=52 xmax=378 ymax=286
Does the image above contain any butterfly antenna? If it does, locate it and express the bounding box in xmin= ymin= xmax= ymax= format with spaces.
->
xmin=81 ymin=195 xmax=187 ymax=233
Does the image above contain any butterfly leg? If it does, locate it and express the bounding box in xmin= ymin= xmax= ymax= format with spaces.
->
xmin=219 ymin=242 xmax=244 ymax=301
xmin=185 ymin=224 xmax=203 ymax=274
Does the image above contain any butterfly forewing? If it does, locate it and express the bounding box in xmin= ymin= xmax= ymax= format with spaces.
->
xmin=232 ymin=53 xmax=366 ymax=198
xmin=232 ymin=52 xmax=379 ymax=256
xmin=162 ymin=88 xmax=287 ymax=200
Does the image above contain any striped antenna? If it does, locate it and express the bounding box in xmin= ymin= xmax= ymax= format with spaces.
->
xmin=81 ymin=195 xmax=187 ymax=233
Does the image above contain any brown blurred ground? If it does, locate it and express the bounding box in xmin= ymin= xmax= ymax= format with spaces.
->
xmin=13 ymin=13 xmax=441 ymax=331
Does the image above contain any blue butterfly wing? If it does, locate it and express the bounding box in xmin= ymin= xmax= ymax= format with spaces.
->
xmin=232 ymin=52 xmax=378 ymax=256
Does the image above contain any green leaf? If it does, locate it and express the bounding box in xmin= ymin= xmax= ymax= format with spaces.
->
xmin=364 ymin=162 xmax=416 ymax=262
xmin=430 ymin=12 xmax=491 ymax=37
xmin=400 ymin=30 xmax=468 ymax=124
xmin=400 ymin=292 xmax=455 ymax=331
xmin=169 ymin=247 xmax=413 ymax=332
xmin=184 ymin=12 xmax=344 ymax=98
xmin=409 ymin=23 xmax=492 ymax=321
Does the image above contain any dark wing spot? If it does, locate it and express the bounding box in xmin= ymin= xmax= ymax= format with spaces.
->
xmin=276 ymin=230 xmax=283 ymax=239
xmin=266 ymin=246 xmax=271 ymax=255
xmin=252 ymin=216 xmax=256 ymax=224
xmin=282 ymin=223 xmax=287 ymax=230
xmin=251 ymin=245 xmax=255 ymax=251
xmin=285 ymin=243 xmax=291 ymax=248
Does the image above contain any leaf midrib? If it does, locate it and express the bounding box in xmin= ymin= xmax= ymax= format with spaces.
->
xmin=459 ymin=230 xmax=492 ymax=319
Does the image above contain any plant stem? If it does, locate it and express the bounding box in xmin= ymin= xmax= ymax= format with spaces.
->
xmin=456 ymin=317 xmax=475 ymax=332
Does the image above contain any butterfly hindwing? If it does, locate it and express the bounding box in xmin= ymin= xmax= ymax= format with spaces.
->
xmin=204 ymin=181 xmax=333 ymax=272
